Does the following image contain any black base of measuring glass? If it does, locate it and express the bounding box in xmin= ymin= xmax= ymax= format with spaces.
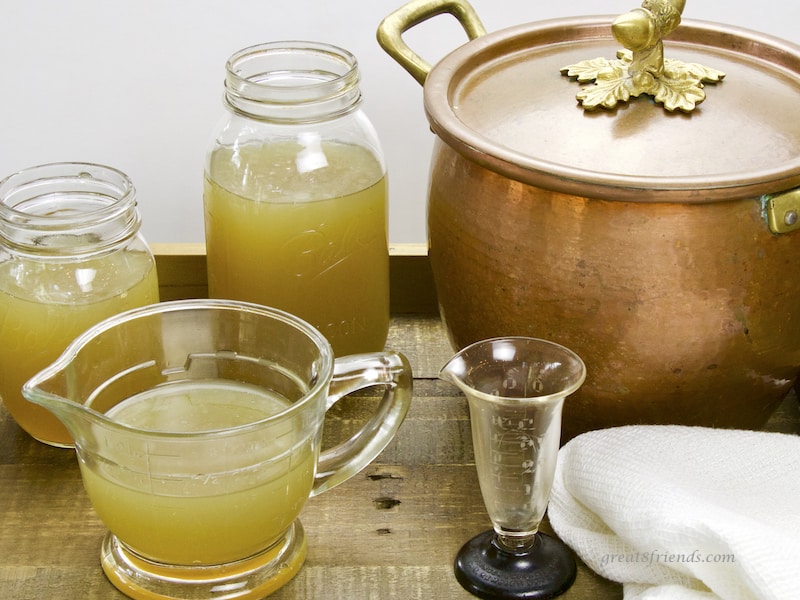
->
xmin=454 ymin=530 xmax=577 ymax=600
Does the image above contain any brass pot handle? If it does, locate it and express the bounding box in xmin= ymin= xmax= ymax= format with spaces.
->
xmin=377 ymin=0 xmax=487 ymax=86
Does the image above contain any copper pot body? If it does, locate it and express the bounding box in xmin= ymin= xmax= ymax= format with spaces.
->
xmin=429 ymin=141 xmax=800 ymax=439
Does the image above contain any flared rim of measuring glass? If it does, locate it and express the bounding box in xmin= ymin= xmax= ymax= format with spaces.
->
xmin=439 ymin=336 xmax=587 ymax=404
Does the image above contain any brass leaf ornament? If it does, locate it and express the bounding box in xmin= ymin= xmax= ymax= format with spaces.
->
xmin=561 ymin=0 xmax=725 ymax=112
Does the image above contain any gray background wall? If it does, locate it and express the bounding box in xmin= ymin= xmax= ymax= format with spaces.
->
xmin=1 ymin=0 xmax=797 ymax=244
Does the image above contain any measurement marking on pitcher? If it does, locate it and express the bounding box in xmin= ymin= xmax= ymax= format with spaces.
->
xmin=490 ymin=415 xmax=540 ymax=499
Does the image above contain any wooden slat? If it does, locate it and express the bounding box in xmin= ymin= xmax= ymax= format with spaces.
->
xmin=2 ymin=312 xmax=799 ymax=599
xmin=151 ymin=242 xmax=438 ymax=314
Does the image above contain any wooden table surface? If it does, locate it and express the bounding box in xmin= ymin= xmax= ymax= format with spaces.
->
xmin=2 ymin=313 xmax=798 ymax=600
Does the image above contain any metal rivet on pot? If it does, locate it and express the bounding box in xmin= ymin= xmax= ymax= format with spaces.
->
xmin=786 ymin=210 xmax=799 ymax=226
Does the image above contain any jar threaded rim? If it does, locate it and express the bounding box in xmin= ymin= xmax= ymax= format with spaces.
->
xmin=0 ymin=162 xmax=141 ymax=257
xmin=223 ymin=41 xmax=362 ymax=123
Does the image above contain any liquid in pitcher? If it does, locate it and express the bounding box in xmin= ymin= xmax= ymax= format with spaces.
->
xmin=204 ymin=140 xmax=390 ymax=356
xmin=80 ymin=380 xmax=315 ymax=566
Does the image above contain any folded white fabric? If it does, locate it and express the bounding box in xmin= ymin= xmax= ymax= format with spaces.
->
xmin=548 ymin=426 xmax=800 ymax=600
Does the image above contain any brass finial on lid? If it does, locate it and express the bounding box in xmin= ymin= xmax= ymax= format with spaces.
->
xmin=561 ymin=0 xmax=725 ymax=112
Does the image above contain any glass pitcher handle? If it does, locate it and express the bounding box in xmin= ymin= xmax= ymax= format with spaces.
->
xmin=311 ymin=351 xmax=413 ymax=497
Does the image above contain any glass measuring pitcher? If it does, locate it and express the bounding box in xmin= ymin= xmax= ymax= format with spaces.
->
xmin=440 ymin=337 xmax=586 ymax=600
xmin=22 ymin=299 xmax=412 ymax=600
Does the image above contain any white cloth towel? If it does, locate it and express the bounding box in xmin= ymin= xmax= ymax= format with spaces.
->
xmin=548 ymin=426 xmax=800 ymax=600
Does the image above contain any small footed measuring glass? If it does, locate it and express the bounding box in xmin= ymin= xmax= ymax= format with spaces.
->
xmin=440 ymin=337 xmax=586 ymax=599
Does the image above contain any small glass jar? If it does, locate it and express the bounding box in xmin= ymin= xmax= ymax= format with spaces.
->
xmin=0 ymin=162 xmax=159 ymax=447
xmin=203 ymin=41 xmax=390 ymax=357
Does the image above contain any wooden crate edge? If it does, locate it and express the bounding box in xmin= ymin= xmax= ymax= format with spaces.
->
xmin=152 ymin=242 xmax=438 ymax=314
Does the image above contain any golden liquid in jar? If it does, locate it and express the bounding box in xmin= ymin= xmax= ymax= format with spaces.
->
xmin=204 ymin=140 xmax=389 ymax=356
xmin=81 ymin=380 xmax=315 ymax=566
xmin=0 ymin=252 xmax=159 ymax=446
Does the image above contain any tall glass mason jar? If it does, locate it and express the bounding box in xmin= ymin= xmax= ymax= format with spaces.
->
xmin=204 ymin=41 xmax=390 ymax=357
xmin=0 ymin=163 xmax=159 ymax=447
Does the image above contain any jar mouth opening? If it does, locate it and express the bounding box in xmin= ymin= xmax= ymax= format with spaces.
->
xmin=0 ymin=162 xmax=140 ymax=255
xmin=2 ymin=196 xmax=133 ymax=231
xmin=223 ymin=41 xmax=362 ymax=121
xmin=0 ymin=162 xmax=135 ymax=225
xmin=226 ymin=40 xmax=358 ymax=90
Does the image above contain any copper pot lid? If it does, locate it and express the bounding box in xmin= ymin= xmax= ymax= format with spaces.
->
xmin=412 ymin=4 xmax=800 ymax=206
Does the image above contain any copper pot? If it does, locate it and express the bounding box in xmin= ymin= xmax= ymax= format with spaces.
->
xmin=379 ymin=0 xmax=800 ymax=440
